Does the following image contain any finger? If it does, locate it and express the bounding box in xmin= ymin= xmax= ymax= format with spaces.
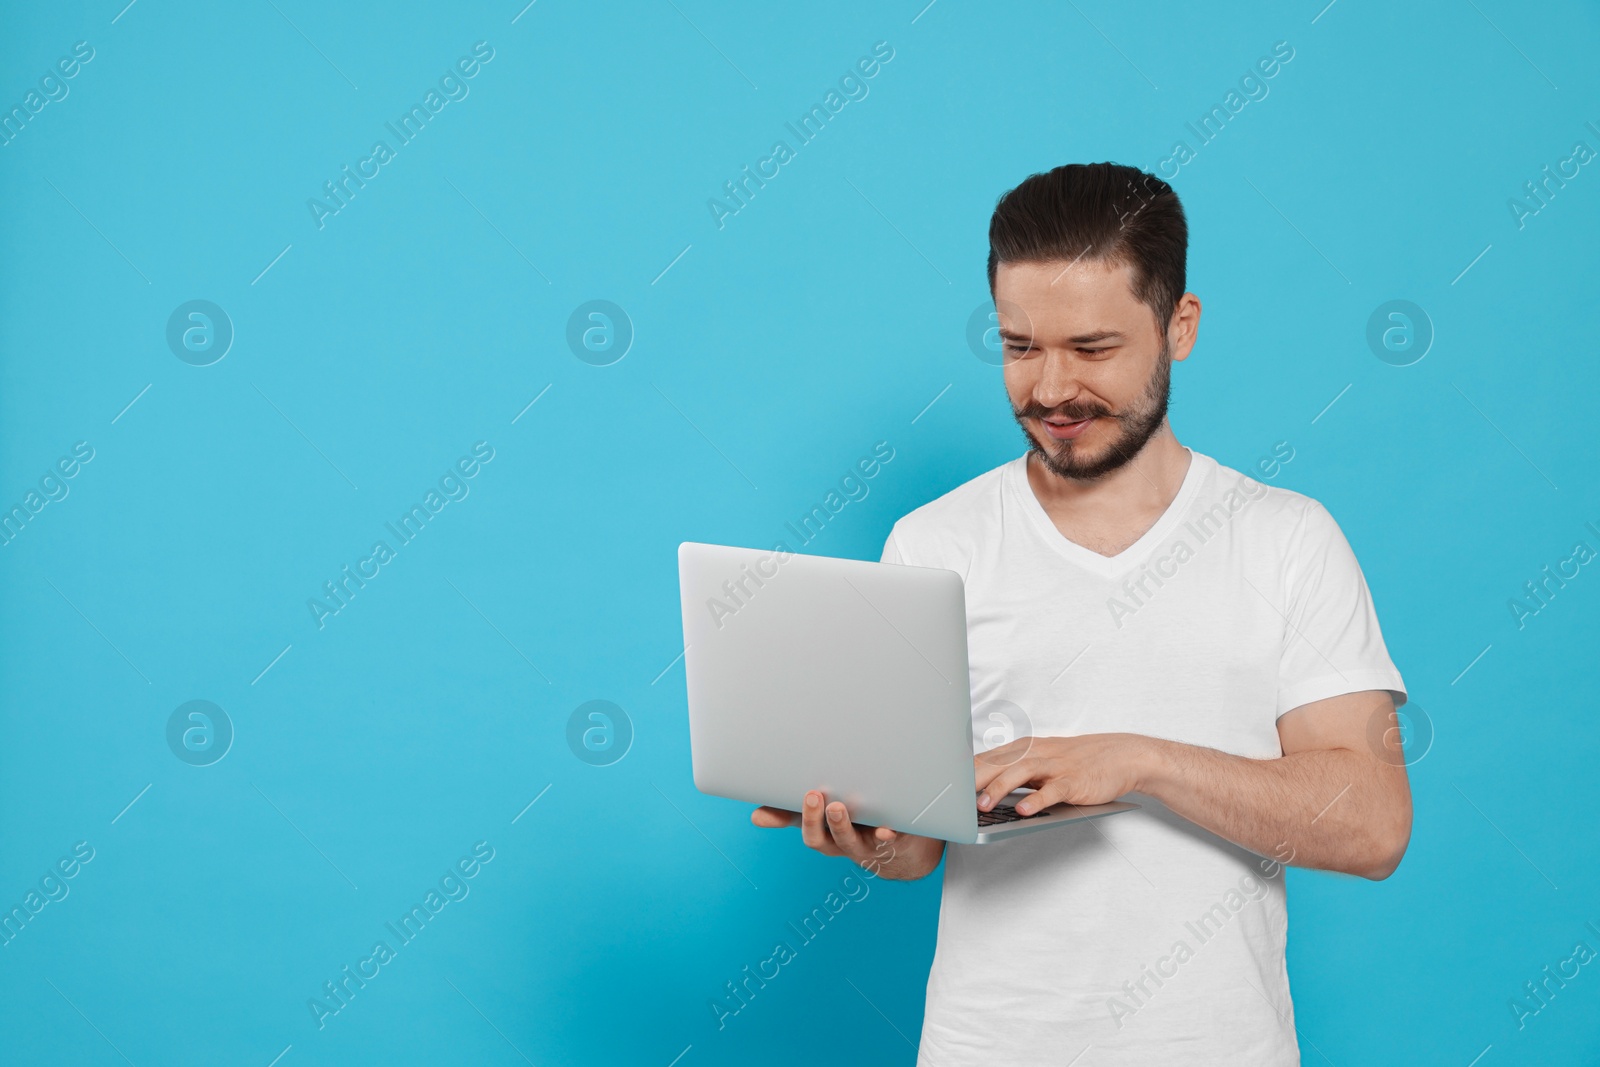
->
xmin=799 ymin=791 xmax=842 ymax=855
xmin=1013 ymin=781 xmax=1065 ymax=816
xmin=751 ymin=806 xmax=798 ymax=828
xmin=972 ymin=755 xmax=1008 ymax=796
xmin=823 ymin=802 xmax=879 ymax=864
xmin=973 ymin=740 xmax=1036 ymax=792
xmin=977 ymin=761 xmax=1042 ymax=810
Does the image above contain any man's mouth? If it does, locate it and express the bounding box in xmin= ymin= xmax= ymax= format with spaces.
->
xmin=1039 ymin=415 xmax=1096 ymax=441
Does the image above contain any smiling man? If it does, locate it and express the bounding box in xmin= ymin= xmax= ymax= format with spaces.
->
xmin=752 ymin=162 xmax=1412 ymax=1064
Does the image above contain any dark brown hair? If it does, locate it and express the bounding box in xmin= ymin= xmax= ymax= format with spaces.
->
xmin=987 ymin=162 xmax=1188 ymax=337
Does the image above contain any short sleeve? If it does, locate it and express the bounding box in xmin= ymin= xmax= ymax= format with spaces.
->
xmin=1276 ymin=501 xmax=1407 ymax=717
xmin=879 ymin=527 xmax=905 ymax=565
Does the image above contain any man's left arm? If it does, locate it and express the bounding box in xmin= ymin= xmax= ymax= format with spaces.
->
xmin=1146 ymin=690 xmax=1412 ymax=879
xmin=975 ymin=690 xmax=1413 ymax=879
xmin=978 ymin=497 xmax=1413 ymax=879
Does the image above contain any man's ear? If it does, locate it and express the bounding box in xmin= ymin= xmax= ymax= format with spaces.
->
xmin=1168 ymin=293 xmax=1202 ymax=362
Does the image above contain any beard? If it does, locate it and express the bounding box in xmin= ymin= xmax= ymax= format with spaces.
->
xmin=1012 ymin=335 xmax=1172 ymax=482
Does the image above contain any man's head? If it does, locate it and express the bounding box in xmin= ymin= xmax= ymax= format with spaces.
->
xmin=987 ymin=163 xmax=1199 ymax=481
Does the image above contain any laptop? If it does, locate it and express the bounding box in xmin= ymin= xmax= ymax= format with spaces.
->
xmin=676 ymin=542 xmax=1138 ymax=844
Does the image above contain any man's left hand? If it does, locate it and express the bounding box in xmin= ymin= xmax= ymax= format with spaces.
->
xmin=975 ymin=733 xmax=1157 ymax=815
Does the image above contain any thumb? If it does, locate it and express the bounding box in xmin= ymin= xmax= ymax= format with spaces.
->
xmin=751 ymin=806 xmax=798 ymax=828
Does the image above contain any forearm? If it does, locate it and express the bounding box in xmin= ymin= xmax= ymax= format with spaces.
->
xmin=1137 ymin=738 xmax=1411 ymax=880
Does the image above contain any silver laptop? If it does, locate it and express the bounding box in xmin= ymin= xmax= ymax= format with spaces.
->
xmin=677 ymin=542 xmax=1137 ymax=844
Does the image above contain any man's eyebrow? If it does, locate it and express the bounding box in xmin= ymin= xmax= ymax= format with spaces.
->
xmin=996 ymin=327 xmax=1126 ymax=344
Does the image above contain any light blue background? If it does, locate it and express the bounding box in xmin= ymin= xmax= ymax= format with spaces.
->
xmin=2 ymin=1 xmax=1598 ymax=1064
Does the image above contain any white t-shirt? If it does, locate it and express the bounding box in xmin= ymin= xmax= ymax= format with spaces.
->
xmin=880 ymin=447 xmax=1406 ymax=1066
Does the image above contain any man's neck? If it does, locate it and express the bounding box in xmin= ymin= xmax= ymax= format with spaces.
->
xmin=1026 ymin=424 xmax=1191 ymax=527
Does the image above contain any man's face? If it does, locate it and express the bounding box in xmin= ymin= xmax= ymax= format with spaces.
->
xmin=994 ymin=258 xmax=1175 ymax=481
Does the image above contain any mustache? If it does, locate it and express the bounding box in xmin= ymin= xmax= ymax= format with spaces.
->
xmin=1015 ymin=400 xmax=1117 ymax=423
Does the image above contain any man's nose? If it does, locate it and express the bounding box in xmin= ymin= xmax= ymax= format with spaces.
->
xmin=1033 ymin=351 xmax=1082 ymax=409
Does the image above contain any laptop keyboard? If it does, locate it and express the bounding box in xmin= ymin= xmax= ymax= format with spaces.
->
xmin=977 ymin=802 xmax=1051 ymax=827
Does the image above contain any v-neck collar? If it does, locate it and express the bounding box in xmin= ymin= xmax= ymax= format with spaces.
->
xmin=1005 ymin=447 xmax=1211 ymax=578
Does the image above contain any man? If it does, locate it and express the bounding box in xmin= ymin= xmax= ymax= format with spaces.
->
xmin=751 ymin=162 xmax=1412 ymax=1064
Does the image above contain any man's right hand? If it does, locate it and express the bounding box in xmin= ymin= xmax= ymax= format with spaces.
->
xmin=751 ymin=790 xmax=946 ymax=881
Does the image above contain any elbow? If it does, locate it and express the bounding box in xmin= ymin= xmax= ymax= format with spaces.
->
xmin=1359 ymin=841 xmax=1406 ymax=881
xmin=1358 ymin=797 xmax=1412 ymax=881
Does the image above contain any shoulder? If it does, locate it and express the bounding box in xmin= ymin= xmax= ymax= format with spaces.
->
xmin=1197 ymin=453 xmax=1360 ymax=584
xmin=884 ymin=456 xmax=1015 ymax=568
xmin=1201 ymin=451 xmax=1330 ymax=534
